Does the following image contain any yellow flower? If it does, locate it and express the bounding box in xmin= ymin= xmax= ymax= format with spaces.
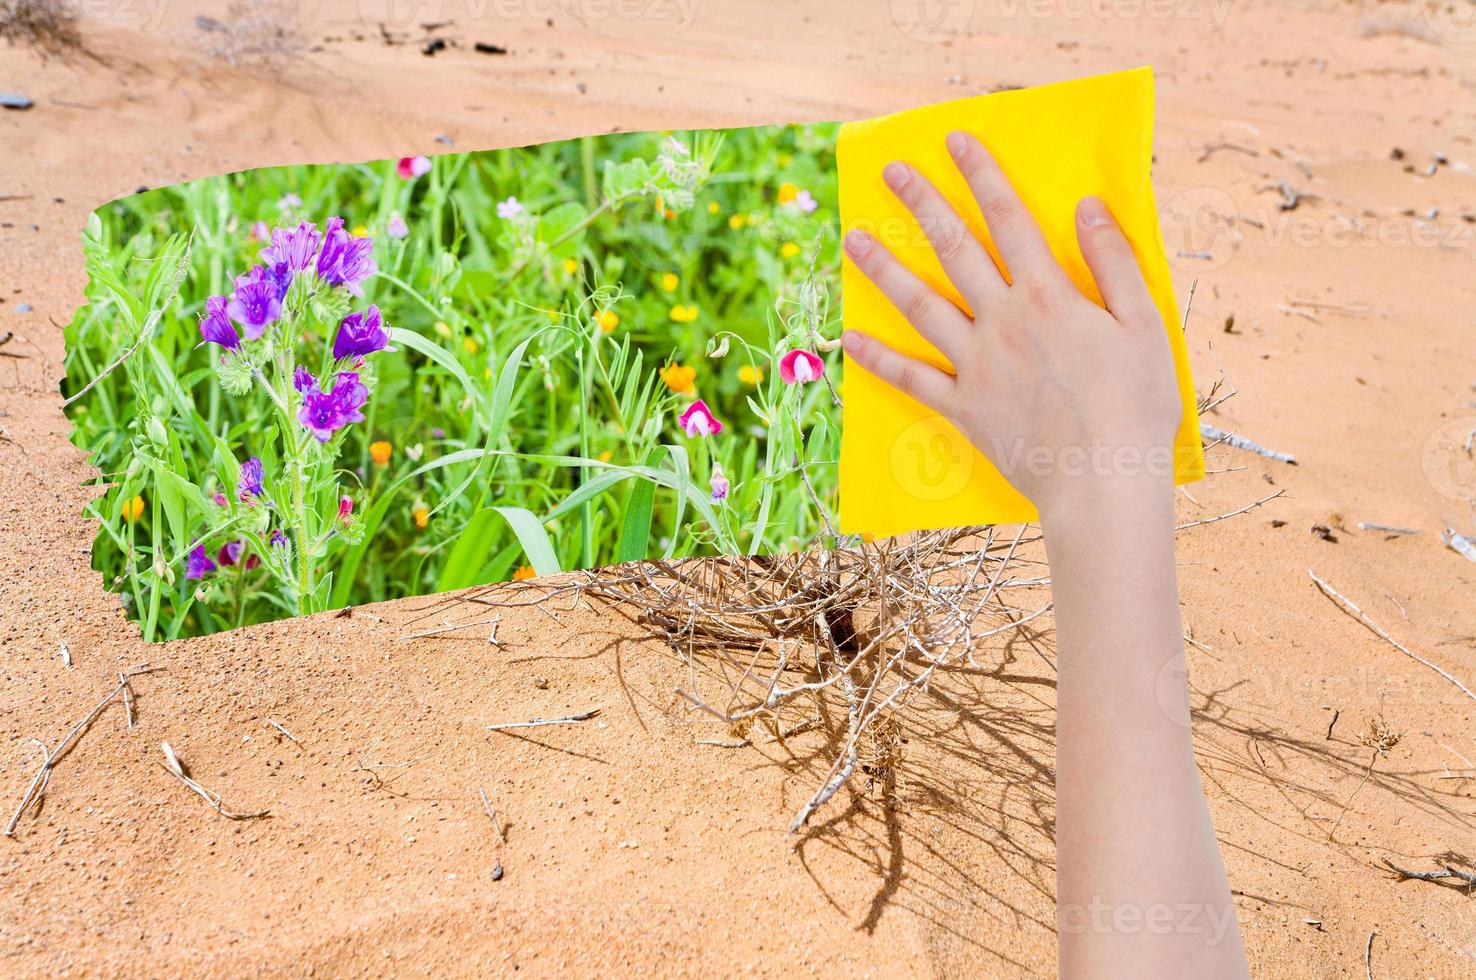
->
xmin=546 ymin=309 xmax=562 ymax=323
xmin=370 ymin=441 xmax=393 ymax=466
xmin=780 ymin=241 xmax=800 ymax=259
xmin=598 ymin=449 xmax=614 ymax=462
xmin=122 ymin=494 xmax=145 ymax=522
xmin=596 ymin=309 xmax=620 ymax=333
xmin=513 ymin=565 xmax=537 ymax=581
xmin=777 ymin=182 xmax=799 ymax=205
xmin=661 ymin=362 xmax=697 ymax=395
xmin=707 ymin=201 xmax=720 ymax=215
xmin=728 ymin=214 xmax=747 ymax=231
xmin=661 ymin=272 xmax=679 ymax=292
xmin=778 ymin=152 xmax=794 ymax=167
xmin=669 ymin=304 xmax=699 ymax=323
xmin=413 ymin=506 xmax=430 ymax=530
xmin=738 ymin=364 xmax=764 ymax=386
xmin=563 ymin=258 xmax=579 ymax=275
xmin=463 ymin=336 xmax=480 ymax=354
xmin=351 ymin=224 xmax=370 ymax=238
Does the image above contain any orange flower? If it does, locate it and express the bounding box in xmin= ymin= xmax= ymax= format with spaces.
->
xmin=370 ymin=440 xmax=393 ymax=466
xmin=513 ymin=565 xmax=536 ymax=580
xmin=777 ymin=182 xmax=799 ymax=205
xmin=413 ymin=506 xmax=429 ymax=530
xmin=122 ymin=494 xmax=145 ymax=522
xmin=661 ymin=362 xmax=696 ymax=395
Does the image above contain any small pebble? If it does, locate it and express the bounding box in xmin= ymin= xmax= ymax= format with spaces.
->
xmin=491 ymin=863 xmax=504 ymax=881
xmin=0 ymin=92 xmax=33 ymax=111
xmin=16 ymin=303 xmax=31 ymax=314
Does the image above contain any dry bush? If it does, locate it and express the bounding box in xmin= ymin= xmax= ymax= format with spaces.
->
xmin=0 ymin=0 xmax=82 ymax=56
xmin=471 ymin=526 xmax=1052 ymax=833
xmin=196 ymin=0 xmax=307 ymax=69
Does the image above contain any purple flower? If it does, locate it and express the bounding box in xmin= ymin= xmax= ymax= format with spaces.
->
xmin=216 ymin=540 xmax=244 ymax=567
xmin=277 ymin=192 xmax=302 ymax=213
xmin=227 ymin=266 xmax=284 ymax=340
xmin=198 ymin=295 xmax=240 ymax=350
xmin=793 ymin=189 xmax=818 ymax=214
xmin=293 ymin=365 xmax=316 ymax=394
xmin=212 ymin=492 xmax=229 ymax=508
xmin=238 ymin=456 xmax=264 ymax=500
xmin=250 ymin=220 xmax=270 ymax=241
xmin=269 ymin=528 xmax=288 ymax=548
xmin=298 ymin=371 xmax=368 ymax=442
xmin=260 ymin=220 xmax=322 ymax=274
xmin=333 ymin=305 xmax=393 ymax=360
xmin=316 ymin=216 xmax=377 ymax=295
xmin=496 ymin=196 xmax=523 ymax=219
xmin=386 ymin=213 xmax=409 ymax=239
xmin=185 ymin=543 xmax=216 ymax=580
xmin=710 ymin=464 xmax=730 ymax=503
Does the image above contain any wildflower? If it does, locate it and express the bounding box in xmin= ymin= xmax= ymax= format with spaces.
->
xmin=496 ymin=196 xmax=523 ymax=219
xmin=299 ymin=371 xmax=369 ymax=443
xmin=351 ymin=224 xmax=369 ymax=238
xmin=260 ymin=220 xmax=322 ymax=274
xmin=678 ymin=399 xmax=723 ymax=438
xmin=597 ymin=449 xmax=614 ymax=462
xmin=595 ymin=309 xmax=619 ymax=333
xmin=216 ymin=540 xmax=244 ymax=567
xmin=333 ymin=305 xmax=393 ymax=360
xmin=463 ymin=337 xmax=479 ymax=354
xmin=277 ymin=192 xmax=302 ymax=212
xmin=431 ymin=427 xmax=446 ymax=439
xmin=778 ymin=182 xmax=800 ymax=205
xmin=661 ymin=273 xmax=679 ymax=292
xmin=386 ymin=213 xmax=409 ymax=239
xmin=793 ymin=189 xmax=818 ymax=213
xmin=413 ymin=506 xmax=430 ymax=529
xmin=370 ymin=440 xmax=393 ymax=465
xmin=669 ymin=304 xmax=699 ymax=323
xmin=513 ymin=565 xmax=536 ymax=580
xmin=780 ymin=242 xmax=800 ymax=259
xmin=737 ymin=364 xmax=764 ymax=386
xmin=707 ymin=201 xmax=720 ymax=215
xmin=250 ymin=220 xmax=270 ymax=241
xmin=397 ymin=155 xmax=431 ymax=180
xmin=337 ymin=495 xmax=354 ymax=523
xmin=122 ymin=494 xmax=145 ymax=521
xmin=238 ymin=456 xmax=264 ymax=500
xmin=661 ymin=362 xmax=696 ymax=395
xmin=185 ymin=543 xmax=216 ymax=580
xmin=269 ymin=528 xmax=288 ymax=548
xmin=293 ymin=365 xmax=317 ymax=394
xmin=563 ymin=258 xmax=579 ymax=275
xmin=728 ymin=214 xmax=747 ymax=230
xmin=227 ymin=266 xmax=284 ymax=339
xmin=710 ymin=463 xmax=730 ymax=503
xmin=198 ymin=295 xmax=240 ymax=350
xmin=779 ymin=348 xmax=825 ymax=384
xmin=316 ymin=217 xmax=377 ymax=295
xmin=434 ymin=320 xmax=452 ymax=337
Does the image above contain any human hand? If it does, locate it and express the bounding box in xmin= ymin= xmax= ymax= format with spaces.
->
xmin=841 ymin=131 xmax=1183 ymax=522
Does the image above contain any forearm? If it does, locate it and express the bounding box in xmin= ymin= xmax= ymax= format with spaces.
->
xmin=1042 ymin=480 xmax=1249 ymax=979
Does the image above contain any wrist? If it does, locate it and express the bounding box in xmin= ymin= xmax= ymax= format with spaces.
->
xmin=1035 ymin=473 xmax=1176 ymax=539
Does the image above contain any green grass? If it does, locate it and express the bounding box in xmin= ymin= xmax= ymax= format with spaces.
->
xmin=62 ymin=123 xmax=844 ymax=640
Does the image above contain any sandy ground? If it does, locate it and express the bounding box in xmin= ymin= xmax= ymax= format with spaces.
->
xmin=2 ymin=0 xmax=1475 ymax=975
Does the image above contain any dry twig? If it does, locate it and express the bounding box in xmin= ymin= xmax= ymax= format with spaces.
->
xmin=485 ymin=709 xmax=601 ymax=732
xmin=159 ymin=742 xmax=270 ymax=820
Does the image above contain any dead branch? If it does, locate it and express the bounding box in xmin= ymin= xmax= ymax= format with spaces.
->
xmin=485 ymin=709 xmax=601 ymax=732
xmin=159 ymin=742 xmax=270 ymax=820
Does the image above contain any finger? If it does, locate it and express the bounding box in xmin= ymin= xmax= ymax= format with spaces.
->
xmin=945 ymin=131 xmax=1061 ymax=285
xmin=841 ymin=329 xmax=955 ymax=414
xmin=1075 ymin=196 xmax=1161 ymax=328
xmin=844 ymin=229 xmax=970 ymax=358
xmin=881 ymin=161 xmax=1005 ymax=309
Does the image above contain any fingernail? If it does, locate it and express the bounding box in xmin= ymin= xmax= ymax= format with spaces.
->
xmin=946 ymin=131 xmax=970 ymax=160
xmin=883 ymin=162 xmax=912 ymax=190
xmin=844 ymin=229 xmax=873 ymax=256
xmin=841 ymin=330 xmax=864 ymax=353
xmin=1078 ymin=196 xmax=1111 ymax=227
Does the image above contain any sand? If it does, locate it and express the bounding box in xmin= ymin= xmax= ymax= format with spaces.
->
xmin=2 ymin=1 xmax=1474 ymax=975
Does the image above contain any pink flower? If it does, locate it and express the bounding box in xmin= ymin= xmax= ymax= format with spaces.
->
xmin=397 ymin=156 xmax=432 ymax=180
xmin=496 ymin=196 xmax=524 ymax=219
xmin=338 ymin=495 xmax=354 ymax=523
xmin=778 ymin=348 xmax=825 ymax=384
xmin=678 ymin=399 xmax=723 ymax=438
xmin=386 ymin=213 xmax=409 ymax=239
xmin=793 ymin=189 xmax=818 ymax=213
xmin=710 ymin=464 xmax=730 ymax=502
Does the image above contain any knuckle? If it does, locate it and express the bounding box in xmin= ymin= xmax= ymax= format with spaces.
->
xmin=978 ymin=193 xmax=1018 ymax=232
xmin=931 ymin=219 xmax=970 ymax=262
xmin=895 ymin=362 xmax=920 ymax=396
xmin=902 ymin=289 xmax=935 ymax=325
xmin=1018 ymin=275 xmax=1060 ymax=314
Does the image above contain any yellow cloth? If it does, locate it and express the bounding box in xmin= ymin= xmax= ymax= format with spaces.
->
xmin=837 ymin=66 xmax=1203 ymax=536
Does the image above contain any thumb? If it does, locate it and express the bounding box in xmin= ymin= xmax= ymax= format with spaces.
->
xmin=1075 ymin=197 xmax=1158 ymax=329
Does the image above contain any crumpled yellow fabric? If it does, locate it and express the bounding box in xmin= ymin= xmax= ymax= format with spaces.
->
xmin=837 ymin=66 xmax=1203 ymax=536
